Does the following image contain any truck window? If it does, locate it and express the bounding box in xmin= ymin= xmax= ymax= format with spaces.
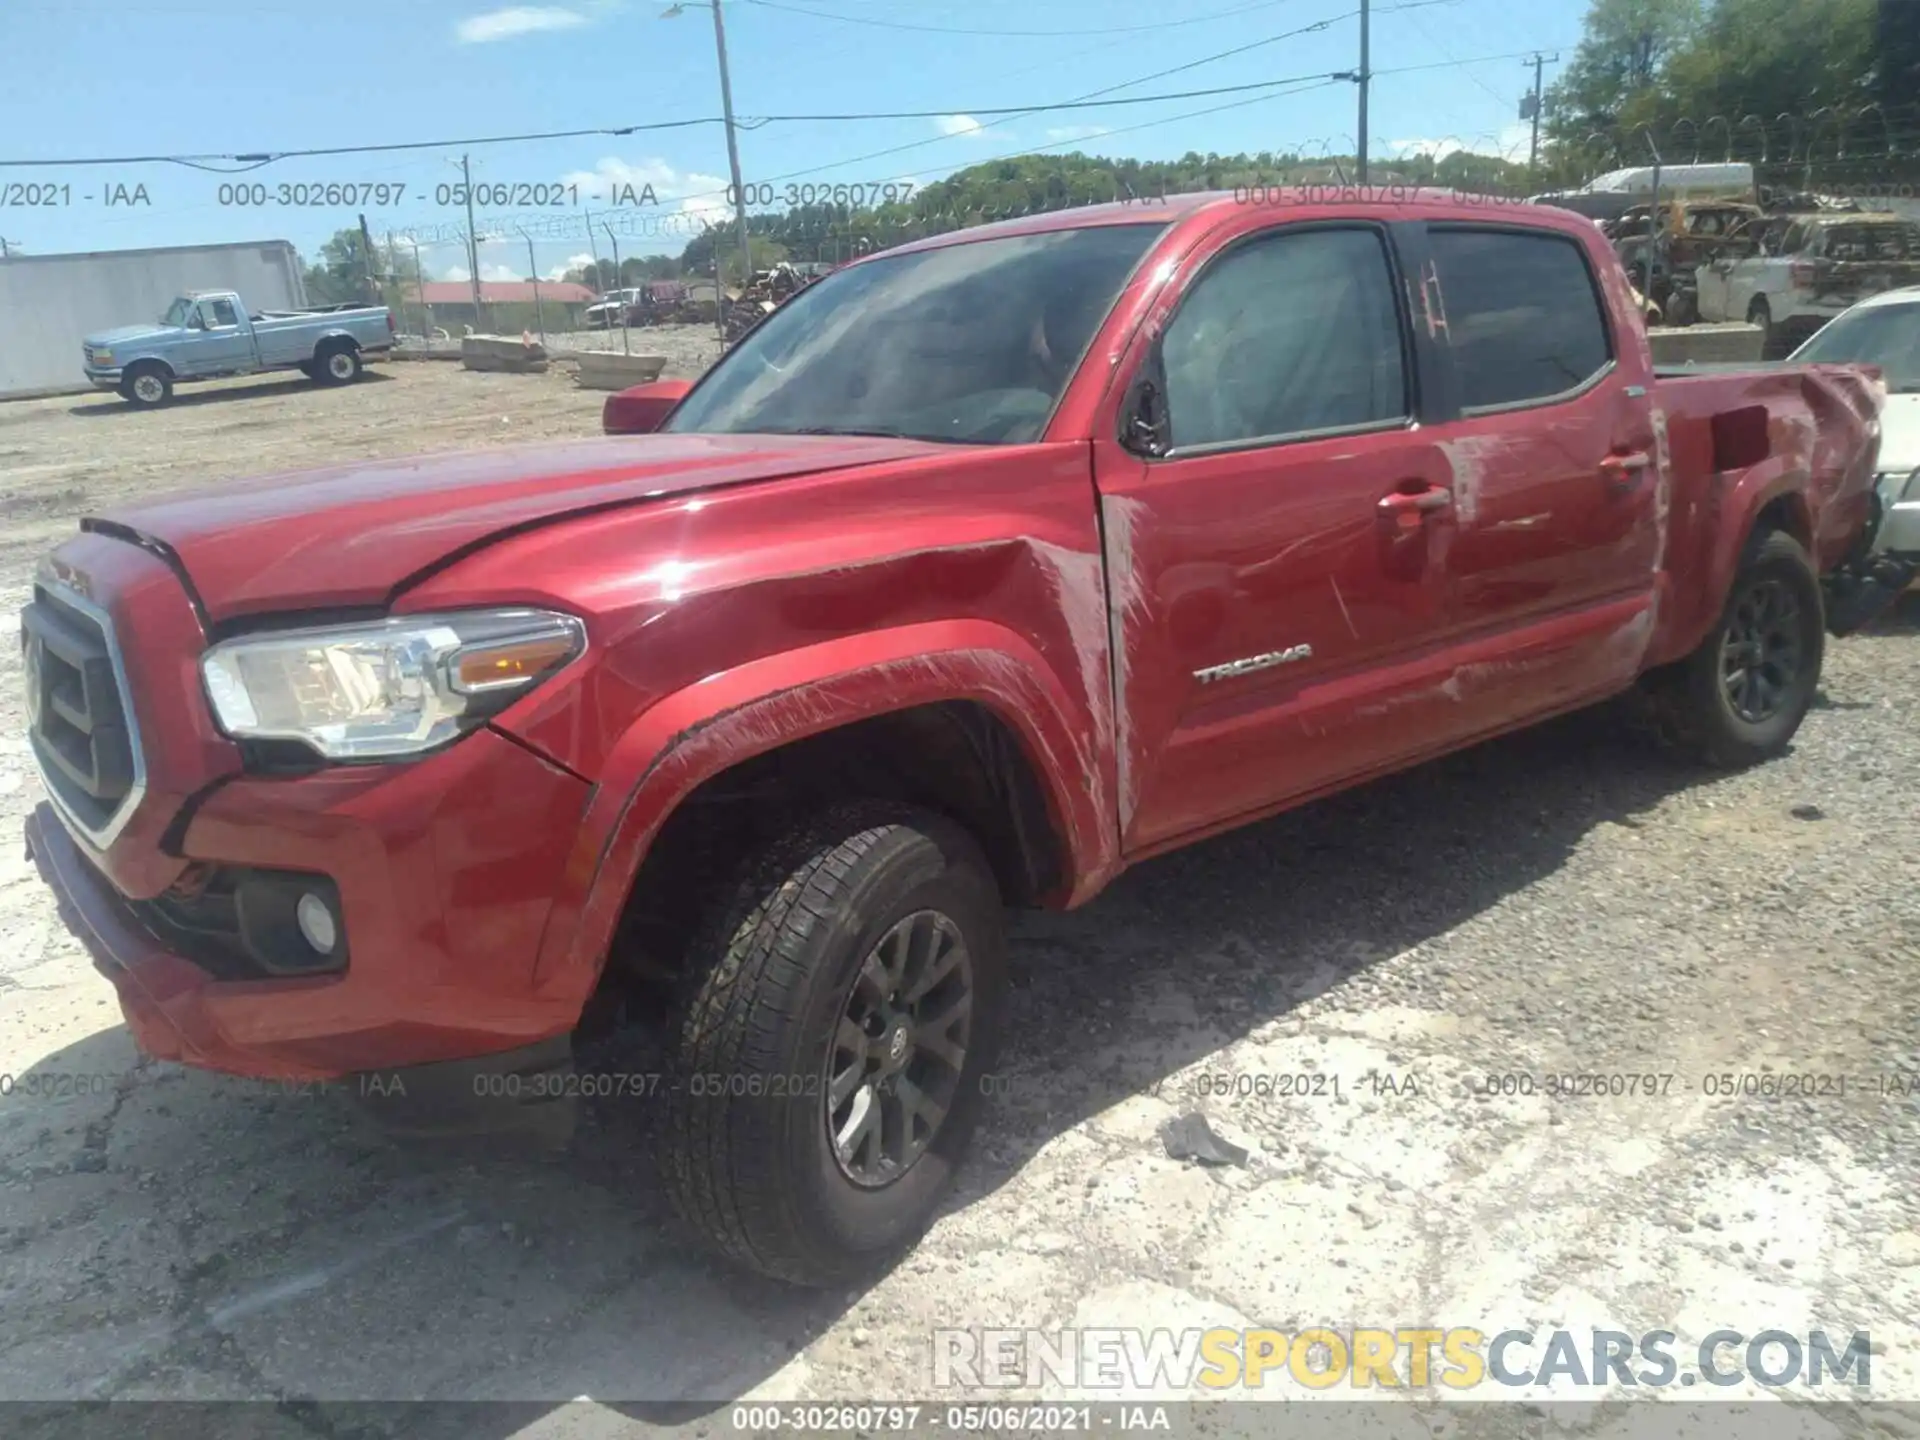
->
xmin=1427 ymin=228 xmax=1612 ymax=411
xmin=1159 ymin=227 xmax=1407 ymax=450
xmin=207 ymin=298 xmax=240 ymax=328
xmin=663 ymin=223 xmax=1163 ymax=446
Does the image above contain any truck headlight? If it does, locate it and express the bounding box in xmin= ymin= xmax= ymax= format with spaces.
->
xmin=91 ymin=349 xmax=113 ymax=365
xmin=200 ymin=609 xmax=584 ymax=760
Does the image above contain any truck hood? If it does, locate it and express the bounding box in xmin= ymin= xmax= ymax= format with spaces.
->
xmin=84 ymin=432 xmax=953 ymax=623
xmin=84 ymin=323 xmax=183 ymax=349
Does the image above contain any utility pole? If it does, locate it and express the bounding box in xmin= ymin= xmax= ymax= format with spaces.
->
xmin=460 ymin=153 xmax=483 ymax=326
xmin=522 ymin=230 xmax=546 ymax=344
xmin=1522 ymin=52 xmax=1559 ymax=184
xmin=709 ymin=0 xmax=754 ymax=288
xmin=665 ymin=3 xmax=753 ymax=289
xmin=1355 ymin=0 xmax=1371 ymax=183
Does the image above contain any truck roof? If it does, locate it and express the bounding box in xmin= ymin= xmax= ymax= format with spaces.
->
xmin=872 ymin=187 xmax=1596 ymax=262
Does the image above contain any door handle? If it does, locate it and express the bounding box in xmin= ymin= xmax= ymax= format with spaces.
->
xmin=1601 ymin=451 xmax=1653 ymax=489
xmin=1377 ymin=486 xmax=1453 ymax=517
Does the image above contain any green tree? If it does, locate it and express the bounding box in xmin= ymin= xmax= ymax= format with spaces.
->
xmin=1545 ymin=0 xmax=1702 ymax=138
xmin=1658 ymin=0 xmax=1874 ymax=129
xmin=300 ymin=227 xmax=406 ymax=306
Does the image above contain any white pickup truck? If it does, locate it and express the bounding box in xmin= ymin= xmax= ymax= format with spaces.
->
xmin=81 ymin=290 xmax=396 ymax=407
xmin=1694 ymin=212 xmax=1920 ymax=357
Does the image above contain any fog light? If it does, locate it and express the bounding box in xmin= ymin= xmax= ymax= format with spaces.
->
xmin=296 ymin=892 xmax=338 ymax=955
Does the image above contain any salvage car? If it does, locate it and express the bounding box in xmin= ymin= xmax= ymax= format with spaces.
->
xmin=82 ymin=290 xmax=395 ymax=407
xmin=24 ymin=190 xmax=1902 ymax=1287
xmin=1789 ymin=287 xmax=1920 ymax=603
xmin=1694 ymin=212 xmax=1920 ymax=356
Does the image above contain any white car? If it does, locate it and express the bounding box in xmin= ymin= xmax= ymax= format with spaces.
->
xmin=1697 ymin=213 xmax=1920 ymax=358
xmin=1790 ymin=288 xmax=1920 ymax=603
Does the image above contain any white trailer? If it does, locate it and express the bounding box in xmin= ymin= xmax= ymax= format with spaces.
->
xmin=0 ymin=239 xmax=307 ymax=401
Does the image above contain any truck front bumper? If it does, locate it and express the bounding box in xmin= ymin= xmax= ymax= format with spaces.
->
xmin=26 ymin=712 xmax=594 ymax=1082
xmin=83 ymin=366 xmax=124 ymax=388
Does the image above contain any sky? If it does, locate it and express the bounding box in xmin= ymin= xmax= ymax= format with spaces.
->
xmin=0 ymin=0 xmax=1591 ymax=283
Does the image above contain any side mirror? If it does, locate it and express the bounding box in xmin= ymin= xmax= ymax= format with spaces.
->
xmin=1119 ymin=365 xmax=1172 ymax=458
xmin=603 ymin=377 xmax=694 ymax=435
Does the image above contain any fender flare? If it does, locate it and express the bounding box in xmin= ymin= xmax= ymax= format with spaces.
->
xmin=312 ymin=330 xmax=362 ymax=352
xmin=528 ymin=619 xmax=1118 ymax=1010
xmin=1661 ymin=462 xmax=1813 ymax=664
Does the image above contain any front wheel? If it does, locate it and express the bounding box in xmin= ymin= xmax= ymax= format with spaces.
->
xmin=1646 ymin=528 xmax=1825 ymax=767
xmin=657 ymin=803 xmax=1005 ymax=1286
xmin=119 ymin=365 xmax=173 ymax=407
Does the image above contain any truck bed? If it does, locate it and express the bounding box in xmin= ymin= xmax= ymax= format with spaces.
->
xmin=1648 ymin=360 xmax=1882 ymax=664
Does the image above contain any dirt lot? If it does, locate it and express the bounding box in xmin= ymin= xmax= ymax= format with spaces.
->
xmin=0 ymin=356 xmax=1917 ymax=1436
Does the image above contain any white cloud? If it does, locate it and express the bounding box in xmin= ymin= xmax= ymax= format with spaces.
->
xmin=546 ymin=251 xmax=597 ymax=281
xmin=440 ymin=262 xmax=523 ymax=283
xmin=1045 ymin=125 xmax=1110 ymax=144
xmin=1384 ymin=125 xmax=1536 ymax=164
xmin=559 ymin=156 xmax=730 ymax=235
xmin=934 ymin=114 xmax=990 ymax=139
xmin=456 ymin=6 xmax=591 ymax=43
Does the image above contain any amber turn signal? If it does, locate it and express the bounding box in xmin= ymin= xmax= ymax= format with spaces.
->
xmin=449 ymin=633 xmax=580 ymax=694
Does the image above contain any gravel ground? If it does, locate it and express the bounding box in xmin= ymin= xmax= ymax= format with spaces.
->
xmin=0 ymin=364 xmax=1916 ymax=1437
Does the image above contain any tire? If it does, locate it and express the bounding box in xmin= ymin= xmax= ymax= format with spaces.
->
xmin=296 ymin=361 xmax=318 ymax=380
xmin=657 ymin=802 xmax=1005 ymax=1286
xmin=119 ymin=364 xmax=173 ymax=407
xmin=1647 ymin=528 xmax=1825 ymax=767
xmin=313 ymin=342 xmax=363 ymax=385
xmin=1746 ymin=298 xmax=1781 ymax=359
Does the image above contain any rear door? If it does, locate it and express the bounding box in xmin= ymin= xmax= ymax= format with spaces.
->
xmin=1412 ymin=222 xmax=1662 ymax=723
xmin=1093 ymin=219 xmax=1472 ymax=853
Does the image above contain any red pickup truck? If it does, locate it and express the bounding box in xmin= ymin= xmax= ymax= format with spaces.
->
xmin=23 ymin=191 xmax=1898 ymax=1286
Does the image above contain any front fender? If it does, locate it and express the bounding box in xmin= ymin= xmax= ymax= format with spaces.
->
xmin=527 ymin=619 xmax=1118 ymax=1012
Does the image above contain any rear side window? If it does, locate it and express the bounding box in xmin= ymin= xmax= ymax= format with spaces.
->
xmin=1428 ymin=228 xmax=1613 ymax=411
xmin=1819 ymin=223 xmax=1920 ymax=261
xmin=1160 ymin=226 xmax=1407 ymax=450
xmin=207 ymin=298 xmax=240 ymax=327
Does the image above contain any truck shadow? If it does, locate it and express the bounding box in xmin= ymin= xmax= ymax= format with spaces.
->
xmin=0 ymin=700 xmax=1733 ymax=1423
xmin=63 ymin=371 xmax=395 ymax=418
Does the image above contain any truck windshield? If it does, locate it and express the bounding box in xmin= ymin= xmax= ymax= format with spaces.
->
xmin=664 ymin=223 xmax=1164 ymax=445
xmin=1794 ymin=302 xmax=1920 ymax=392
xmin=161 ymin=297 xmax=195 ymax=326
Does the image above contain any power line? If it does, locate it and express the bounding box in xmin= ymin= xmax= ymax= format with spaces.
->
xmin=741 ymin=0 xmax=1307 ymax=37
xmin=0 ymin=74 xmax=1361 ymax=172
xmin=2 ymin=1 xmax=1468 ymax=171
xmin=0 ymin=120 xmax=722 ymax=170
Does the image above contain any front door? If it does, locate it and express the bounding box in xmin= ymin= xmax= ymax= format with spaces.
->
xmin=184 ymin=296 xmax=255 ymax=375
xmin=1093 ymin=221 xmax=1472 ymax=853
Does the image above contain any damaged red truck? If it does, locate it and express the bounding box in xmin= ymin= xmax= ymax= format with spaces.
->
xmin=24 ymin=191 xmax=1914 ymax=1285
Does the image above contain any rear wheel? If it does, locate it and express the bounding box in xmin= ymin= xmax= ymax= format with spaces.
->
xmin=1646 ymin=528 xmax=1824 ymax=767
xmin=656 ymin=803 xmax=1005 ymax=1286
xmin=119 ymin=364 xmax=172 ymax=407
xmin=313 ymin=343 xmax=363 ymax=385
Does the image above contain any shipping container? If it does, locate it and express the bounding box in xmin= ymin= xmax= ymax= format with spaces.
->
xmin=0 ymin=239 xmax=306 ymax=400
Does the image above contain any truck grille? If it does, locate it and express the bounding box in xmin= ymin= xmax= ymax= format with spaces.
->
xmin=22 ymin=583 xmax=144 ymax=845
